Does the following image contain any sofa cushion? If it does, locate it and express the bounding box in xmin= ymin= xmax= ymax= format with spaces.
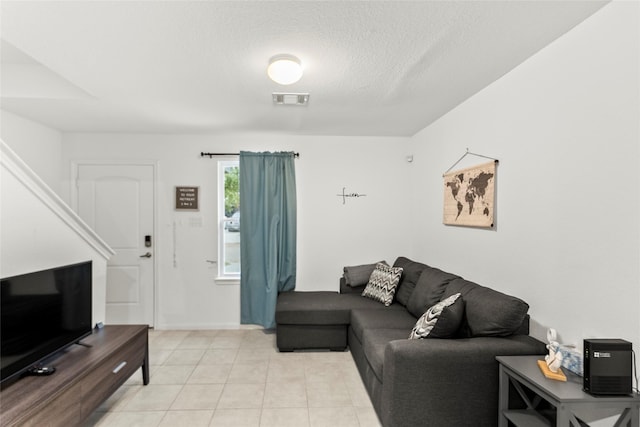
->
xmin=392 ymin=257 xmax=430 ymax=306
xmin=276 ymin=291 xmax=353 ymax=325
xmin=444 ymin=278 xmax=529 ymax=337
xmin=406 ymin=267 xmax=460 ymax=318
xmin=351 ymin=308 xmax=417 ymax=342
xmin=409 ymin=293 xmax=463 ymax=339
xmin=276 ymin=291 xmax=405 ymax=326
xmin=361 ymin=263 xmax=403 ymax=306
xmin=343 ymin=261 xmax=386 ymax=287
xmin=361 ymin=328 xmax=409 ymax=382
xmin=338 ymin=293 xmax=406 ymax=311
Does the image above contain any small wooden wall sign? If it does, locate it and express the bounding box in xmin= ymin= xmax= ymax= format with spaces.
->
xmin=175 ymin=186 xmax=199 ymax=210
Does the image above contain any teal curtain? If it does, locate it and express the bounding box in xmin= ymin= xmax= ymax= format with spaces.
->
xmin=239 ymin=151 xmax=297 ymax=329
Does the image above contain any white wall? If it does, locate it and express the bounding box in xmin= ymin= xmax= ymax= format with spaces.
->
xmin=1 ymin=109 xmax=63 ymax=194
xmin=408 ymin=0 xmax=639 ymax=361
xmin=62 ymin=133 xmax=411 ymax=329
xmin=0 ymin=141 xmax=111 ymax=325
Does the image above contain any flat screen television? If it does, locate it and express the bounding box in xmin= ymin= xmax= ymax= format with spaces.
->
xmin=0 ymin=261 xmax=93 ymax=387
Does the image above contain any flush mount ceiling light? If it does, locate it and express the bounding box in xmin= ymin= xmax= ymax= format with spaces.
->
xmin=267 ymin=54 xmax=303 ymax=85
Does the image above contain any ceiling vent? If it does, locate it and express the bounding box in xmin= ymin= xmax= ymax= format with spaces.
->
xmin=272 ymin=92 xmax=310 ymax=106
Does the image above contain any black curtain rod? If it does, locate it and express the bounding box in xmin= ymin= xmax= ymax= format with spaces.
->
xmin=200 ymin=152 xmax=300 ymax=158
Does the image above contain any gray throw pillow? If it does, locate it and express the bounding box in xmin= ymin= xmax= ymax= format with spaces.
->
xmin=361 ymin=263 xmax=403 ymax=306
xmin=409 ymin=293 xmax=463 ymax=339
xmin=392 ymin=257 xmax=430 ymax=307
xmin=445 ymin=278 xmax=529 ymax=337
xmin=343 ymin=261 xmax=387 ymax=287
xmin=406 ymin=267 xmax=460 ymax=318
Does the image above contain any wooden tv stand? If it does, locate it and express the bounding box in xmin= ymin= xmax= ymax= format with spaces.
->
xmin=0 ymin=325 xmax=149 ymax=427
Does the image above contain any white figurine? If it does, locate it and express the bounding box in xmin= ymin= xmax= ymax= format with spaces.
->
xmin=545 ymin=328 xmax=563 ymax=373
xmin=545 ymin=341 xmax=563 ymax=373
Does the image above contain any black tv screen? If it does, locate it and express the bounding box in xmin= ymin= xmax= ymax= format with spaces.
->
xmin=0 ymin=261 xmax=93 ymax=386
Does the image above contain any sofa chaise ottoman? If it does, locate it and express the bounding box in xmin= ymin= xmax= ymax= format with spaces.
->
xmin=275 ymin=289 xmax=403 ymax=351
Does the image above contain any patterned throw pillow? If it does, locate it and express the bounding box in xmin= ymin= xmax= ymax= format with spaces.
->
xmin=361 ymin=263 xmax=404 ymax=306
xmin=409 ymin=293 xmax=463 ymax=339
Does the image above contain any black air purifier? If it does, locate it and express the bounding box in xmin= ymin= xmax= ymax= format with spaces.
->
xmin=583 ymin=339 xmax=632 ymax=395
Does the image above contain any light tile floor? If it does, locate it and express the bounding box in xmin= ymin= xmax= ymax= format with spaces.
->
xmin=85 ymin=329 xmax=382 ymax=427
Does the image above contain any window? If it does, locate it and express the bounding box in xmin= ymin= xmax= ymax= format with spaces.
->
xmin=218 ymin=160 xmax=240 ymax=279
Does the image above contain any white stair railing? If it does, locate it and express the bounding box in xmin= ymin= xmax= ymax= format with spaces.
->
xmin=0 ymin=139 xmax=114 ymax=260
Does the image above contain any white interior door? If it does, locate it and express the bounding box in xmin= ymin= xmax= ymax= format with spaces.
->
xmin=76 ymin=164 xmax=155 ymax=326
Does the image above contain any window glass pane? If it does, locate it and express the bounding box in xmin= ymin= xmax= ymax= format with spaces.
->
xmin=220 ymin=163 xmax=240 ymax=276
xmin=223 ymin=225 xmax=240 ymax=274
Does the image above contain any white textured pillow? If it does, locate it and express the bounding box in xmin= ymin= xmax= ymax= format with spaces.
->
xmin=409 ymin=293 xmax=463 ymax=339
xmin=361 ymin=263 xmax=403 ymax=306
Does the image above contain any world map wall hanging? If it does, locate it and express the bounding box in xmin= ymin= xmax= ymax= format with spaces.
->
xmin=443 ymin=160 xmax=497 ymax=228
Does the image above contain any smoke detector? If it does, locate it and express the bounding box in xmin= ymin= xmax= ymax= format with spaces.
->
xmin=272 ymin=92 xmax=310 ymax=106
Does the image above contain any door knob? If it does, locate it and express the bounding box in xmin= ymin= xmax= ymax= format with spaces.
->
xmin=139 ymin=252 xmax=152 ymax=258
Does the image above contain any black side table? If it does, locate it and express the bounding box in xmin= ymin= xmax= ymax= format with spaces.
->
xmin=497 ymin=355 xmax=639 ymax=427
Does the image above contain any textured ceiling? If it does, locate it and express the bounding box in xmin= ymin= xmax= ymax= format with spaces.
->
xmin=1 ymin=1 xmax=607 ymax=136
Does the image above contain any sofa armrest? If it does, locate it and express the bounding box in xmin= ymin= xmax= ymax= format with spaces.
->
xmin=381 ymin=335 xmax=546 ymax=427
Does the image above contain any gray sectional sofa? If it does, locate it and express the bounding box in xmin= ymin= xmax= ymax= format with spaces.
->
xmin=275 ymin=256 xmax=547 ymax=427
